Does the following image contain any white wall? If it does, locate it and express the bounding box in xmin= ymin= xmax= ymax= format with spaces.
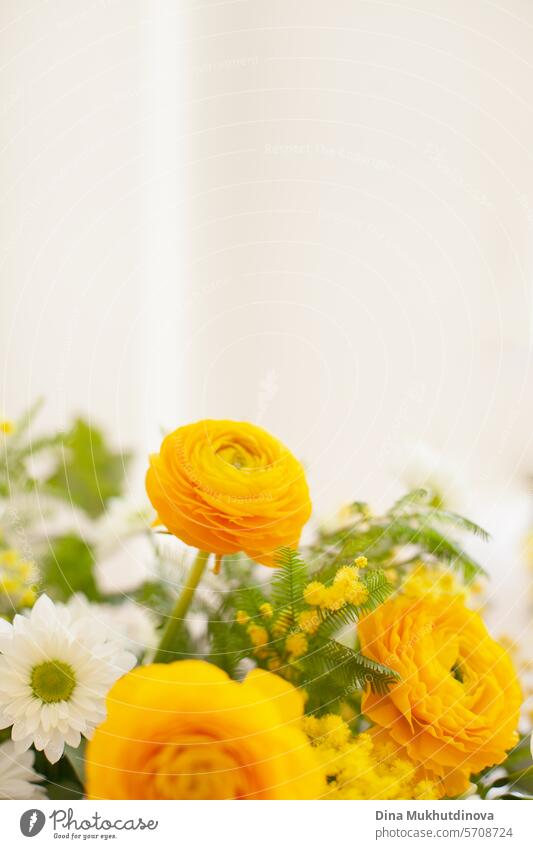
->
xmin=1 ymin=2 xmax=533 ymax=597
xmin=183 ymin=0 xmax=533 ymax=520
xmin=0 ymin=0 xmax=148 ymax=474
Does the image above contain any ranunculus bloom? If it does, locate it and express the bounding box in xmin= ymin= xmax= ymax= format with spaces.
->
xmin=145 ymin=420 xmax=311 ymax=566
xmin=358 ymin=594 xmax=521 ymax=796
xmin=86 ymin=660 xmax=322 ymax=800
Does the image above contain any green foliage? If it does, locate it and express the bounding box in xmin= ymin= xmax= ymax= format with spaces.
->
xmin=42 ymin=533 xmax=100 ymax=602
xmin=64 ymin=741 xmax=86 ymax=786
xmin=153 ymin=619 xmax=194 ymax=661
xmin=0 ymin=400 xmax=61 ymax=496
xmin=476 ymin=736 xmax=533 ymax=800
xmin=313 ymin=488 xmax=488 ymax=584
xmin=303 ymin=640 xmax=399 ymax=697
xmin=34 ymin=749 xmax=84 ymax=800
xmin=271 ymin=547 xmax=308 ymax=628
xmin=133 ymin=579 xmax=175 ymax=616
xmin=360 ymin=568 xmax=395 ymax=609
xmin=45 ymin=418 xmax=130 ymax=517
xmin=216 ymin=490 xmax=490 ymax=713
xmin=235 ymin=585 xmax=269 ymax=619
xmin=218 ymin=547 xmax=398 ymax=704
xmin=0 ymin=403 xmax=138 ymax=612
xmin=207 ymin=614 xmax=248 ymax=677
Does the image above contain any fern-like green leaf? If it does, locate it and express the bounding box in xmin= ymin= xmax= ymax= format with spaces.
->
xmin=412 ymin=509 xmax=490 ymax=542
xmin=234 ymin=586 xmax=268 ymax=619
xmin=390 ymin=488 xmax=429 ymax=513
xmin=361 ymin=569 xmax=395 ymax=609
xmin=271 ymin=547 xmax=308 ymax=627
xmin=207 ymin=617 xmax=247 ymax=677
xmin=303 ymin=640 xmax=399 ymax=696
xmin=316 ymin=604 xmax=360 ymax=638
xmin=392 ymin=523 xmax=486 ymax=581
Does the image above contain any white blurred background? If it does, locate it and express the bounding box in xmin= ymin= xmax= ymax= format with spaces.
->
xmin=1 ymin=0 xmax=533 ymax=635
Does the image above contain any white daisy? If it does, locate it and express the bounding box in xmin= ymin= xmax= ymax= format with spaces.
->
xmin=0 ymin=594 xmax=136 ymax=764
xmin=65 ymin=594 xmax=159 ymax=658
xmin=0 ymin=739 xmax=46 ymax=800
xmin=91 ymin=498 xmax=154 ymax=559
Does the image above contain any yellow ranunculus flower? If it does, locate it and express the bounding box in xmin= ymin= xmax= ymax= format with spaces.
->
xmin=146 ymin=420 xmax=311 ymax=566
xmin=86 ymin=660 xmax=322 ymax=800
xmin=358 ymin=594 xmax=521 ymax=796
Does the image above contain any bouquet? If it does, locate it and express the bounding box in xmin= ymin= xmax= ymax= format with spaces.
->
xmin=0 ymin=408 xmax=531 ymax=800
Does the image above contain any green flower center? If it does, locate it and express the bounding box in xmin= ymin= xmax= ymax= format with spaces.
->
xmin=216 ymin=438 xmax=264 ymax=471
xmin=217 ymin=444 xmax=251 ymax=469
xmin=451 ymin=661 xmax=464 ymax=684
xmin=30 ymin=660 xmax=76 ymax=704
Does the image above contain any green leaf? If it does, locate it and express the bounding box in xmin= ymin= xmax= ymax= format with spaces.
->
xmin=207 ymin=615 xmax=248 ymax=677
xmin=64 ymin=740 xmax=86 ymax=786
xmin=368 ymin=520 xmax=486 ymax=582
xmin=491 ymin=767 xmax=533 ymax=796
xmin=360 ymin=569 xmax=395 ymax=609
xmin=34 ymin=750 xmax=84 ymax=800
xmin=43 ymin=533 xmax=100 ymax=601
xmin=405 ymin=524 xmax=486 ymax=582
xmin=494 ymin=793 xmax=533 ymax=800
xmin=235 ymin=585 xmax=269 ymax=619
xmin=409 ymin=509 xmax=490 ymax=542
xmin=316 ymin=604 xmax=360 ymax=638
xmin=271 ymin=548 xmax=308 ymax=627
xmin=134 ymin=580 xmax=174 ymax=616
xmin=390 ymin=488 xmax=429 ymax=512
xmin=303 ymin=640 xmax=399 ymax=696
xmin=496 ymin=736 xmax=533 ymax=775
xmin=309 ymin=489 xmax=489 ymax=588
xmin=45 ymin=418 xmax=130 ymax=517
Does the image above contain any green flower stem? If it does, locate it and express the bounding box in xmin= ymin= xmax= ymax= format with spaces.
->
xmin=153 ymin=549 xmax=210 ymax=663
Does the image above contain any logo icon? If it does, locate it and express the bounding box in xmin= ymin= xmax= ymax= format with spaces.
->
xmin=20 ymin=809 xmax=46 ymax=838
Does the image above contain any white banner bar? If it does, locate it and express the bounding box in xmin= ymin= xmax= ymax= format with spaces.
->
xmin=1 ymin=799 xmax=532 ymax=848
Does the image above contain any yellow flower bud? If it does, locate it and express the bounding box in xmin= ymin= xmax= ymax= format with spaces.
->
xmin=320 ymin=715 xmax=351 ymax=748
xmin=303 ymin=581 xmax=326 ymax=607
xmin=344 ymin=580 xmax=369 ymax=606
xmin=259 ymin=602 xmax=273 ymax=619
xmin=247 ymin=624 xmax=269 ymax=647
xmin=334 ymin=565 xmax=359 ymax=584
xmin=285 ymin=631 xmax=308 ymax=659
xmin=320 ymin=583 xmax=346 ymax=611
xmin=298 ymin=609 xmax=320 ymax=635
